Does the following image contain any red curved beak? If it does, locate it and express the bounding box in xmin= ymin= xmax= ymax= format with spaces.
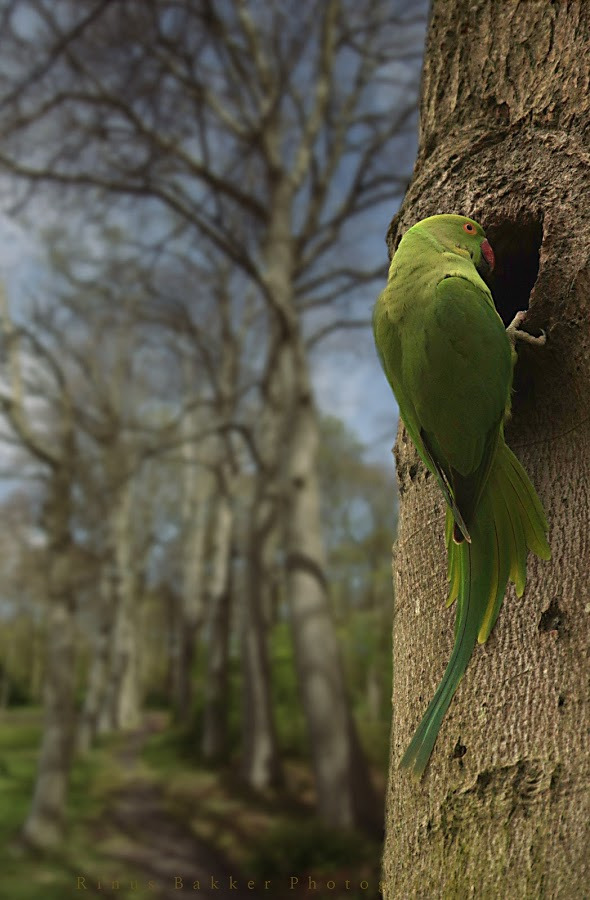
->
xmin=481 ymin=238 xmax=495 ymax=272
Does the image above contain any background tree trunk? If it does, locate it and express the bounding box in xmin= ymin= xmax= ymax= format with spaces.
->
xmin=77 ymin=566 xmax=114 ymax=753
xmin=22 ymin=470 xmax=77 ymax=850
xmin=201 ymin=486 xmax=234 ymax=762
xmin=240 ymin=477 xmax=284 ymax=790
xmin=109 ymin=478 xmax=142 ymax=731
xmin=95 ymin=474 xmax=142 ymax=735
xmin=382 ymin=3 xmax=590 ymax=897
xmin=285 ymin=336 xmax=380 ymax=832
xmin=173 ymin=401 xmax=211 ymax=725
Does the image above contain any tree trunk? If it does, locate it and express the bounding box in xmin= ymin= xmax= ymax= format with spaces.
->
xmin=258 ymin=179 xmax=380 ymax=830
xmin=173 ymin=409 xmax=211 ymax=724
xmin=285 ymin=341 xmax=381 ymax=833
xmin=77 ymin=566 xmax=114 ymax=753
xmin=99 ymin=478 xmax=142 ymax=733
xmin=113 ymin=480 xmax=142 ymax=729
xmin=22 ymin=469 xmax=77 ymax=849
xmin=382 ymin=3 xmax=590 ymax=897
xmin=201 ymin=488 xmax=233 ymax=762
xmin=240 ymin=477 xmax=284 ymax=789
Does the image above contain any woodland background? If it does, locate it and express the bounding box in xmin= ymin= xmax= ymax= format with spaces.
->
xmin=0 ymin=2 xmax=429 ymax=898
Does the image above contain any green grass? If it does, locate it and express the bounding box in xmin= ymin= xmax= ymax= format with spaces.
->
xmin=248 ymin=817 xmax=375 ymax=875
xmin=0 ymin=708 xmax=385 ymax=900
xmin=0 ymin=709 xmax=139 ymax=900
xmin=0 ymin=709 xmax=75 ymax=899
xmin=0 ymin=713 xmax=41 ymax=851
xmin=142 ymin=726 xmax=383 ymax=899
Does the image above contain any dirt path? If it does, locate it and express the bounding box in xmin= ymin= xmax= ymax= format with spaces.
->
xmin=96 ymin=714 xmax=250 ymax=899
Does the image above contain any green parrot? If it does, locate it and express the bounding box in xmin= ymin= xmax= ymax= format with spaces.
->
xmin=373 ymin=214 xmax=550 ymax=778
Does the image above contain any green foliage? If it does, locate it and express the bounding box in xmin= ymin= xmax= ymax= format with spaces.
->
xmin=0 ymin=617 xmax=41 ymax=707
xmin=144 ymin=625 xmax=310 ymax=766
xmin=0 ymin=712 xmax=76 ymax=898
xmin=148 ymin=719 xmax=208 ymax=768
xmin=315 ymin=415 xmax=396 ymax=766
xmin=248 ymin=818 xmax=374 ymax=878
xmin=0 ymin=665 xmax=31 ymax=706
xmin=317 ymin=415 xmax=397 ymax=617
xmin=0 ymin=714 xmax=40 ymax=843
xmin=318 ymin=416 xmax=397 ymax=534
xmin=142 ymin=649 xmax=243 ymax=769
xmin=270 ymin=623 xmax=307 ymax=758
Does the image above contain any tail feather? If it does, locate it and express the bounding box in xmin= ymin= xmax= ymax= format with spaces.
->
xmin=400 ymin=513 xmax=490 ymax=777
xmin=500 ymin=446 xmax=550 ymax=560
xmin=399 ymin=440 xmax=550 ymax=777
xmin=492 ymin=462 xmax=527 ymax=596
xmin=478 ymin=481 xmax=515 ymax=642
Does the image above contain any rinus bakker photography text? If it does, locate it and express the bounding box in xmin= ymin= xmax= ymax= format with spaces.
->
xmin=76 ymin=874 xmax=373 ymax=893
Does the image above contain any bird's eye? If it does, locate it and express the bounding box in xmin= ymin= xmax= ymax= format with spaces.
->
xmin=463 ymin=222 xmax=476 ymax=234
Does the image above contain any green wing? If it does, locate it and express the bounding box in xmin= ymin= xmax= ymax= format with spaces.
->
xmin=374 ymin=283 xmax=470 ymax=539
xmin=374 ymin=274 xmax=511 ymax=535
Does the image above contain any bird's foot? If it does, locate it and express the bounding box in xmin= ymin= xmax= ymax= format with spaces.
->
xmin=506 ymin=310 xmax=546 ymax=347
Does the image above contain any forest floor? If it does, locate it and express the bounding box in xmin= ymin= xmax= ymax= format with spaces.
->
xmin=0 ymin=709 xmax=382 ymax=900
xmin=84 ymin=712 xmax=252 ymax=899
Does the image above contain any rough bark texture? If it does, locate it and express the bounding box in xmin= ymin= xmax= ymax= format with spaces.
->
xmin=382 ymin=2 xmax=590 ymax=897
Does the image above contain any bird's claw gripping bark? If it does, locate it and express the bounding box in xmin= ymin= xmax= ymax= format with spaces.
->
xmin=506 ymin=310 xmax=546 ymax=348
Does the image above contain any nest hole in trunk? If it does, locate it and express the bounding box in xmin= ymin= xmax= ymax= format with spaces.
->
xmin=485 ymin=215 xmax=544 ymax=327
xmin=486 ymin=214 xmax=545 ymax=415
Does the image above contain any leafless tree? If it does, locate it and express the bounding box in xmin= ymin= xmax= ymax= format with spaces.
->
xmin=0 ymin=0 xmax=424 ymax=829
xmin=0 ymin=285 xmax=79 ymax=848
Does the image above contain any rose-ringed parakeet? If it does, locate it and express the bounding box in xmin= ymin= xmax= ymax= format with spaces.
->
xmin=373 ymin=214 xmax=550 ymax=778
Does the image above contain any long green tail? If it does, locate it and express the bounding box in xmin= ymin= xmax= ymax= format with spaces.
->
xmin=399 ymin=441 xmax=550 ymax=778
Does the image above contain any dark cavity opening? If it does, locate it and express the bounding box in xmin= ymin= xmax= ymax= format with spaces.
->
xmin=452 ymin=739 xmax=467 ymax=764
xmin=485 ymin=216 xmax=544 ymax=326
xmin=538 ymin=597 xmax=563 ymax=634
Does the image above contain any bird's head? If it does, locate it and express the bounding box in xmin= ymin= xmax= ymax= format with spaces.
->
xmin=410 ymin=214 xmax=495 ymax=280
